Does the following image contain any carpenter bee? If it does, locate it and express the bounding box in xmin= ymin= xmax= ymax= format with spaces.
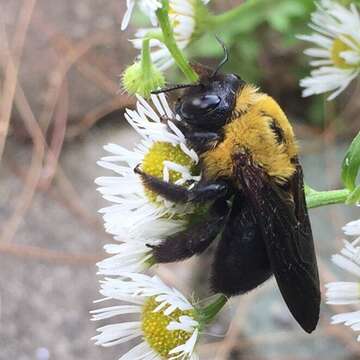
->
xmin=134 ymin=42 xmax=321 ymax=333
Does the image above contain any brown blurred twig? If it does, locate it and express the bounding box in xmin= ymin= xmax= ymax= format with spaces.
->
xmin=53 ymin=166 xmax=105 ymax=233
xmin=5 ymin=149 xmax=106 ymax=237
xmin=40 ymin=78 xmax=69 ymax=190
xmin=0 ymin=76 xmax=45 ymax=244
xmin=50 ymin=32 xmax=120 ymax=95
xmin=0 ymin=242 xmax=102 ymax=265
xmin=47 ymin=31 xmax=134 ymax=138
xmin=34 ymin=12 xmax=120 ymax=133
xmin=0 ymin=0 xmax=37 ymax=160
xmin=214 ymin=290 xmax=260 ymax=359
xmin=32 ymin=14 xmax=134 ymax=139
xmin=1 ymin=58 xmax=104 ymax=258
xmin=66 ymin=95 xmax=132 ymax=139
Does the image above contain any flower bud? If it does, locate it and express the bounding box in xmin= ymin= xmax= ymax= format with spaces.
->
xmin=122 ymin=61 xmax=165 ymax=98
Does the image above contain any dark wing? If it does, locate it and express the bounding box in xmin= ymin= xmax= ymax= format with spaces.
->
xmin=290 ymin=158 xmax=316 ymax=253
xmin=234 ymin=153 xmax=320 ymax=333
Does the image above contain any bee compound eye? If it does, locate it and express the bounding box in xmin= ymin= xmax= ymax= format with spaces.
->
xmin=191 ymin=94 xmax=221 ymax=111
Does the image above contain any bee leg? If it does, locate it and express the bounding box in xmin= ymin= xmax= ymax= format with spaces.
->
xmin=149 ymin=200 xmax=229 ymax=263
xmin=161 ymin=117 xmax=221 ymax=152
xmin=186 ymin=131 xmax=222 ymax=153
xmin=134 ymin=165 xmax=229 ymax=204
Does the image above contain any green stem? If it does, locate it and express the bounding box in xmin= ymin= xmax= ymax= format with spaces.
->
xmin=211 ymin=0 xmax=280 ymax=26
xmin=141 ymin=39 xmax=152 ymax=77
xmin=199 ymin=294 xmax=228 ymax=325
xmin=306 ymin=189 xmax=351 ymax=209
xmin=156 ymin=0 xmax=199 ymax=82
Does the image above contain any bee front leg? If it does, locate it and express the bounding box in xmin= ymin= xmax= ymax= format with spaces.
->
xmin=161 ymin=116 xmax=222 ymax=152
xmin=134 ymin=165 xmax=229 ymax=204
xmin=186 ymin=131 xmax=222 ymax=153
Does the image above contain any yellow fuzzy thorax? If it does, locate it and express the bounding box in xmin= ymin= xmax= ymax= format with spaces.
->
xmin=201 ymin=85 xmax=298 ymax=184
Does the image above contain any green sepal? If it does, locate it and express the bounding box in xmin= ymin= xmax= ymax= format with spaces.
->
xmin=341 ymin=131 xmax=360 ymax=191
xmin=304 ymin=183 xmax=317 ymax=196
xmin=198 ymin=294 xmax=228 ymax=326
xmin=145 ymin=255 xmax=157 ymax=268
xmin=346 ymin=185 xmax=360 ymax=205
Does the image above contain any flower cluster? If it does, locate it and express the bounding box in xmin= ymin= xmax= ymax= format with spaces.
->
xmin=131 ymin=0 xmax=210 ymax=71
xmin=299 ymin=0 xmax=360 ymax=100
xmin=326 ymin=218 xmax=360 ymax=340
xmin=120 ymin=0 xmax=211 ymax=97
xmin=93 ymin=93 xmax=203 ymax=359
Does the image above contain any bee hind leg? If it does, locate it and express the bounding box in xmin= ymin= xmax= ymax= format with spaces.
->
xmin=149 ymin=199 xmax=229 ymax=263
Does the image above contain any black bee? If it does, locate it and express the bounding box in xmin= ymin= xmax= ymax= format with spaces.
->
xmin=134 ymin=43 xmax=321 ymax=333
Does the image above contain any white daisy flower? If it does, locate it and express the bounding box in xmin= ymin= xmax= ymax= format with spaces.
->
xmin=92 ymin=273 xmax=200 ymax=360
xmin=326 ymin=218 xmax=360 ymax=340
xmin=121 ymin=0 xmax=162 ymax=31
xmin=95 ymin=93 xmax=201 ymax=274
xmin=298 ymin=0 xmax=360 ymax=100
xmin=132 ymin=0 xmax=211 ymax=70
xmin=96 ymin=93 xmax=199 ymax=240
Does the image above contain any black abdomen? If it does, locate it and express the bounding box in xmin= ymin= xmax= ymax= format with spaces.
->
xmin=211 ymin=194 xmax=272 ymax=295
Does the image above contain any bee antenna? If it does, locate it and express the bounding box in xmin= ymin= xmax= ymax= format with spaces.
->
xmin=151 ymin=83 xmax=200 ymax=94
xmin=212 ymin=36 xmax=229 ymax=78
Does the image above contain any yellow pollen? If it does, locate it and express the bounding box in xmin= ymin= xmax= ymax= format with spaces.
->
xmin=141 ymin=297 xmax=196 ymax=358
xmin=141 ymin=142 xmax=195 ymax=204
xmin=331 ymin=38 xmax=358 ymax=69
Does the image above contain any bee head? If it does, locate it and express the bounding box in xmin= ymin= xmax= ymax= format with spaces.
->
xmin=152 ymin=38 xmax=244 ymax=131
xmin=175 ymin=73 xmax=244 ymax=130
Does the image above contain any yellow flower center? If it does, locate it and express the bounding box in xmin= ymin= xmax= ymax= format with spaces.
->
xmin=141 ymin=141 xmax=195 ymax=204
xmin=141 ymin=297 xmax=196 ymax=358
xmin=331 ymin=37 xmax=358 ymax=69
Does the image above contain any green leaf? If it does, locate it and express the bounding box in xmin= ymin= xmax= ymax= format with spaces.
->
xmin=341 ymin=131 xmax=360 ymax=191
xmin=267 ymin=1 xmax=307 ymax=33
xmin=342 ymin=0 xmax=360 ymax=5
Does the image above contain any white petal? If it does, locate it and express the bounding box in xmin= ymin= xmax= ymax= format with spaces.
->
xmin=326 ymin=282 xmax=360 ymax=304
xmin=119 ymin=341 xmax=159 ymax=360
xmin=343 ymin=220 xmax=360 ymax=236
xmin=121 ymin=0 xmax=135 ymax=31
xmin=297 ymin=0 xmax=360 ymax=100
xmin=169 ymin=328 xmax=199 ymax=359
